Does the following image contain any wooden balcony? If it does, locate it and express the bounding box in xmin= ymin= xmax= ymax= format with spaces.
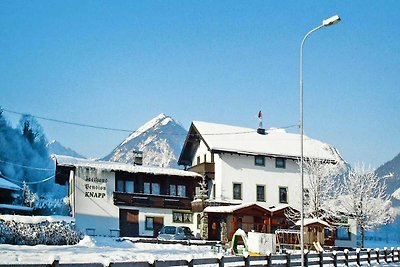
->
xmin=188 ymin=162 xmax=215 ymax=177
xmin=113 ymin=192 xmax=192 ymax=210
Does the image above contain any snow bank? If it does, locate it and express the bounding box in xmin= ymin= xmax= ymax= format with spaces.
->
xmin=0 ymin=236 xmax=216 ymax=264
xmin=0 ymin=216 xmax=82 ymax=245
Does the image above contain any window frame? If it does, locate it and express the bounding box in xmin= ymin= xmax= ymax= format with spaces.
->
xmin=256 ymin=185 xmax=266 ymax=202
xmin=233 ymin=183 xmax=242 ymax=200
xmin=279 ymin=186 xmax=288 ymax=204
xmin=254 ymin=155 xmax=265 ymax=166
xmin=144 ymin=182 xmax=161 ymax=195
xmin=145 ymin=217 xmax=154 ymax=230
xmin=172 ymin=211 xmax=193 ymax=224
xmin=169 ymin=184 xmax=187 ymax=197
xmin=116 ymin=179 xmax=135 ymax=193
xmin=275 ymin=158 xmax=286 ymax=169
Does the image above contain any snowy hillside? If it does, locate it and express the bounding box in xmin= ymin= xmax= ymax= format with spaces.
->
xmin=375 ymin=153 xmax=400 ymax=206
xmin=47 ymin=140 xmax=85 ymax=159
xmin=102 ymin=114 xmax=187 ymax=169
xmin=366 ymin=153 xmax=400 ymax=242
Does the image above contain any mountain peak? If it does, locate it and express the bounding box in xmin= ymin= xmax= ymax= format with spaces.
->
xmin=47 ymin=140 xmax=85 ymax=159
xmin=102 ymin=114 xmax=187 ymax=168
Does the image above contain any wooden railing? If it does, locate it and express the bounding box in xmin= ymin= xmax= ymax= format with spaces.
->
xmin=2 ymin=247 xmax=399 ymax=267
xmin=113 ymin=192 xmax=192 ymax=210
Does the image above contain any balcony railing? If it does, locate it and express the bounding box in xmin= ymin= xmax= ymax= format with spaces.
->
xmin=113 ymin=192 xmax=192 ymax=210
xmin=188 ymin=162 xmax=215 ymax=177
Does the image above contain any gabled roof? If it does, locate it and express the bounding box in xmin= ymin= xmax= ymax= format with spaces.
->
xmin=203 ymin=202 xmax=292 ymax=215
xmin=179 ymin=121 xmax=344 ymax=165
xmin=0 ymin=178 xmax=21 ymax=191
xmin=53 ymin=155 xmax=201 ymax=178
xmin=295 ymin=218 xmax=331 ymax=228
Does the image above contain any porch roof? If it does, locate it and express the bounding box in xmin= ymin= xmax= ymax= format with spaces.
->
xmin=295 ymin=218 xmax=331 ymax=228
xmin=203 ymin=203 xmax=292 ymax=215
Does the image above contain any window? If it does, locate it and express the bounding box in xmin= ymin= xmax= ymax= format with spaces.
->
xmin=197 ymin=156 xmax=200 ymax=165
xmin=233 ymin=183 xmax=242 ymax=200
xmin=145 ymin=217 xmax=154 ymax=230
xmin=126 ymin=181 xmax=134 ymax=193
xmin=336 ymin=226 xmax=351 ymax=240
xmin=117 ymin=180 xmax=124 ymax=192
xmin=197 ymin=214 xmax=201 ymax=229
xmin=173 ymin=211 xmax=193 ymax=223
xmin=212 ymin=184 xmax=216 ymax=199
xmin=177 ymin=185 xmax=186 ymax=197
xmin=116 ymin=179 xmax=134 ymax=193
xmin=275 ymin=158 xmax=286 ymax=169
xmin=144 ymin=182 xmax=160 ymax=195
xmin=256 ymin=185 xmax=265 ymax=202
xmin=169 ymin=184 xmax=187 ymax=197
xmin=255 ymin=156 xmax=265 ymax=166
xmin=279 ymin=187 xmax=288 ymax=203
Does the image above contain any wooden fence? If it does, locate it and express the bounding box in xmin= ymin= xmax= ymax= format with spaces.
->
xmin=1 ymin=247 xmax=400 ymax=267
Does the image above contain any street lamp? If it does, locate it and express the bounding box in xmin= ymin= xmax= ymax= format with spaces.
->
xmin=300 ymin=14 xmax=340 ymax=267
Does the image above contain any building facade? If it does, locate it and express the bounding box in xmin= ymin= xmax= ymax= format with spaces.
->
xmin=178 ymin=121 xmax=356 ymax=247
xmin=54 ymin=155 xmax=202 ymax=237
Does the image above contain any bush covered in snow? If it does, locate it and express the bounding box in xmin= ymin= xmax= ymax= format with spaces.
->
xmin=0 ymin=219 xmax=83 ymax=245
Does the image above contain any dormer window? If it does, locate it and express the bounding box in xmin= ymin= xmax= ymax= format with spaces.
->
xmin=255 ymin=156 xmax=265 ymax=166
xmin=275 ymin=158 xmax=286 ymax=169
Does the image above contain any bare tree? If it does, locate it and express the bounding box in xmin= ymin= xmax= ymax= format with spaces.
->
xmin=338 ymin=163 xmax=393 ymax=248
xmin=286 ymin=158 xmax=345 ymax=222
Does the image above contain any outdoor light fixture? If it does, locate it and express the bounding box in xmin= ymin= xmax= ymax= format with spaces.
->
xmin=299 ymin=14 xmax=341 ymax=267
xmin=323 ymin=15 xmax=341 ymax=26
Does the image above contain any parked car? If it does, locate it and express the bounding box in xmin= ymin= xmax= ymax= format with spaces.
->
xmin=157 ymin=226 xmax=194 ymax=240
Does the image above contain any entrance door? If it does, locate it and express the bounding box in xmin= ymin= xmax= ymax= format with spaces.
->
xmin=119 ymin=209 xmax=139 ymax=237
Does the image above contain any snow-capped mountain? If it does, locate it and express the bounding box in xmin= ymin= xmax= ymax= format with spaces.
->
xmin=47 ymin=140 xmax=85 ymax=159
xmin=102 ymin=114 xmax=187 ymax=168
xmin=375 ymin=153 xmax=400 ymax=206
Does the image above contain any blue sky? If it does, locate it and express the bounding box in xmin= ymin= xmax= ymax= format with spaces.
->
xmin=1 ymin=1 xmax=399 ymax=167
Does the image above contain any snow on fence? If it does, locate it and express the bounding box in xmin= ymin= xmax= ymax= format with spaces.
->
xmin=1 ymin=247 xmax=399 ymax=267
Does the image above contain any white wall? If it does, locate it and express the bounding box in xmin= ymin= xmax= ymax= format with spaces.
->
xmin=73 ymin=167 xmax=119 ymax=236
xmin=214 ymin=153 xmax=302 ymax=210
xmin=192 ymin=141 xmax=212 ymax=165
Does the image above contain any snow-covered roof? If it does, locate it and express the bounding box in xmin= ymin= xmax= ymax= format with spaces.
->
xmin=0 ymin=178 xmax=21 ymax=191
xmin=295 ymin=218 xmax=331 ymax=227
xmin=0 ymin=204 xmax=33 ymax=212
xmin=203 ymin=202 xmax=290 ymax=213
xmin=54 ymin=155 xmax=201 ymax=178
xmin=189 ymin=121 xmax=343 ymax=162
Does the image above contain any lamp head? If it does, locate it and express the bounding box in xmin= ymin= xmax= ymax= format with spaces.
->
xmin=322 ymin=15 xmax=341 ymax=26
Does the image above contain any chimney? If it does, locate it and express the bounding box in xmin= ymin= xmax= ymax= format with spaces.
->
xmin=257 ymin=128 xmax=266 ymax=135
xmin=257 ymin=110 xmax=266 ymax=135
xmin=132 ymin=151 xmax=143 ymax=166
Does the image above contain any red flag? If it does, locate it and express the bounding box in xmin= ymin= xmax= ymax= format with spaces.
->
xmin=258 ymin=110 xmax=262 ymax=119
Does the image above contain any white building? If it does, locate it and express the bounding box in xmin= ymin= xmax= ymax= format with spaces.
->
xmin=178 ymin=121 xmax=356 ymax=247
xmin=54 ymin=155 xmax=202 ymax=238
xmin=178 ymin=121 xmax=343 ymax=210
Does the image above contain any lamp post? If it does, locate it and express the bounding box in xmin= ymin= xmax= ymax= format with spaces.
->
xmin=300 ymin=14 xmax=340 ymax=267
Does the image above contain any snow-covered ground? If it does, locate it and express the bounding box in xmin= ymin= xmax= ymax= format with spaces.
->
xmin=0 ymin=236 xmax=217 ymax=265
xmin=1 ymin=235 xmax=399 ymax=265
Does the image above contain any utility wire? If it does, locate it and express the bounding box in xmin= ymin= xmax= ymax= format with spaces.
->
xmin=0 ymin=159 xmax=55 ymax=171
xmin=0 ymin=173 xmax=55 ymax=185
xmin=1 ymin=107 xmax=299 ymax=136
